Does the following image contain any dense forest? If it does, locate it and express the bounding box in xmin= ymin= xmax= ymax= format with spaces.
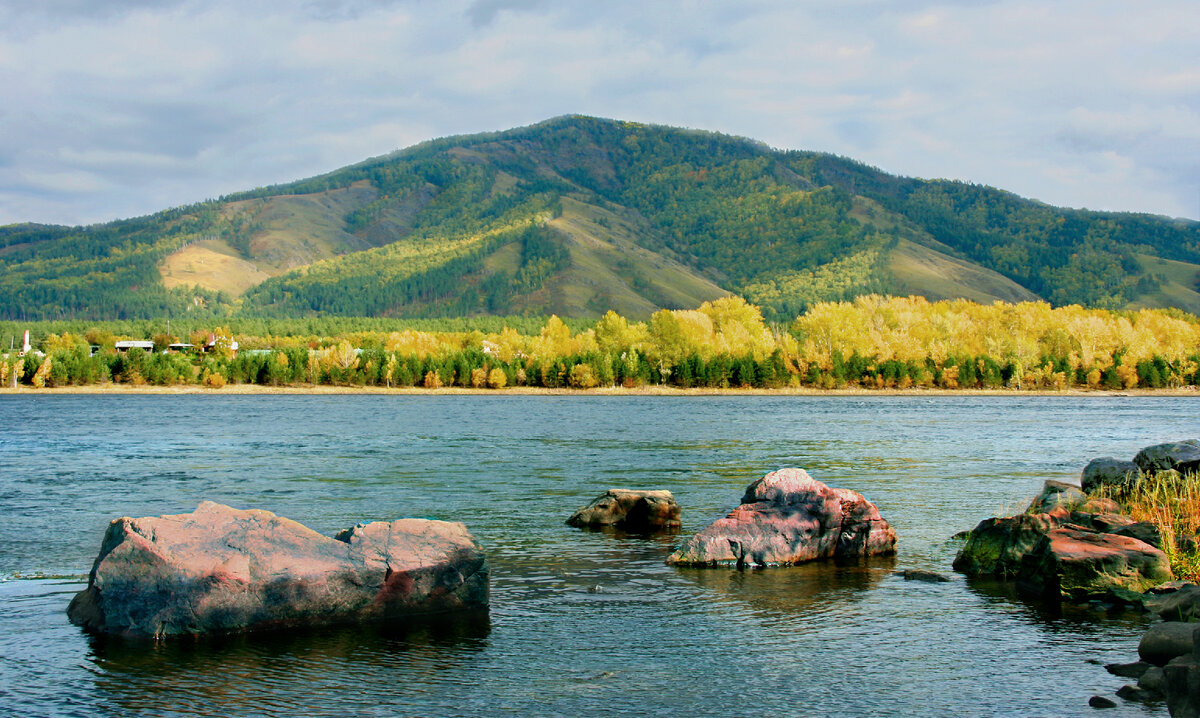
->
xmin=2 ymin=116 xmax=1198 ymax=322
xmin=5 ymin=297 xmax=1199 ymax=393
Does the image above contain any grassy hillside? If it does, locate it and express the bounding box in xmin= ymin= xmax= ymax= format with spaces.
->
xmin=2 ymin=115 xmax=1199 ymax=321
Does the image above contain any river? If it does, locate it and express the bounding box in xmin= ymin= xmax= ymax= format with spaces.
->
xmin=1 ymin=394 xmax=1193 ymax=716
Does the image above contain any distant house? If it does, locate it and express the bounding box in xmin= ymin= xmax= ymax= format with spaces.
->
xmin=167 ymin=343 xmax=195 ymax=353
xmin=114 ymin=340 xmax=155 ymax=353
xmin=202 ymin=334 xmax=239 ymax=357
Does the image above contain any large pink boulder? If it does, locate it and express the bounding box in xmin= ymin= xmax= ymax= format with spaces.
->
xmin=666 ymin=469 xmax=896 ymax=567
xmin=67 ymin=501 xmax=489 ymax=639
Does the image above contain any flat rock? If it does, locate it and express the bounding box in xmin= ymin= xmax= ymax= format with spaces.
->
xmin=566 ymin=489 xmax=681 ymax=531
xmin=1105 ymin=661 xmax=1152 ymax=679
xmin=1112 ymin=521 xmax=1164 ymax=550
xmin=1018 ymin=527 xmax=1171 ymax=600
xmin=666 ymin=468 xmax=896 ymax=567
xmin=1081 ymin=458 xmax=1141 ymax=493
xmin=1133 ymin=440 xmax=1200 ymax=475
xmin=1148 ymin=584 xmax=1200 ymax=622
xmin=1072 ymin=512 xmax=1136 ymax=533
xmin=67 ymin=501 xmax=489 ymax=639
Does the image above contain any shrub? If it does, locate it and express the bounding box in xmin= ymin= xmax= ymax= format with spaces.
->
xmin=1096 ymin=471 xmax=1200 ymax=581
xmin=568 ymin=363 xmax=598 ymax=389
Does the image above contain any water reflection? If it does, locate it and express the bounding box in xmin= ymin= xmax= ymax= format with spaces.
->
xmin=963 ymin=577 xmax=1151 ymax=635
xmin=88 ymin=614 xmax=490 ymax=718
xmin=675 ymin=558 xmax=895 ymax=620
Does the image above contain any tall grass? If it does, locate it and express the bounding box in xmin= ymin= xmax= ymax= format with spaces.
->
xmin=1097 ymin=470 xmax=1200 ymax=581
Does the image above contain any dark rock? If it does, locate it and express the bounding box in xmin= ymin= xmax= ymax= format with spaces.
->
xmin=566 ymin=489 xmax=681 ymax=531
xmin=1139 ymin=665 xmax=1166 ymax=694
xmin=1105 ymin=587 xmax=1154 ymax=610
xmin=665 ymin=468 xmax=896 ymax=567
xmin=1133 ymin=440 xmax=1200 ymax=475
xmin=67 ymin=502 xmax=489 ymax=639
xmin=1149 ymin=584 xmax=1200 ymax=622
xmin=1163 ymin=626 xmax=1200 ymax=718
xmin=1112 ymin=521 xmax=1164 ymax=550
xmin=1081 ymin=458 xmax=1141 ymax=493
xmin=1116 ymin=684 xmax=1154 ymax=702
xmin=1105 ymin=661 xmax=1151 ymax=679
xmin=1027 ymin=480 xmax=1087 ymax=514
xmin=898 ymin=569 xmax=951 ymax=583
xmin=952 ymin=512 xmax=1060 ymax=577
xmin=1088 ymin=695 xmax=1117 ymax=709
xmin=1018 ymin=527 xmax=1172 ymax=600
xmin=1139 ymin=621 xmax=1199 ymax=666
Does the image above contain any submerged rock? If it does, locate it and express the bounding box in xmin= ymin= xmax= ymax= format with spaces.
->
xmin=898 ymin=569 xmax=951 ymax=583
xmin=566 ymin=489 xmax=681 ymax=531
xmin=1081 ymin=458 xmax=1141 ymax=493
xmin=1018 ymin=527 xmax=1171 ymax=600
xmin=68 ymin=501 xmax=489 ymax=639
xmin=665 ymin=468 xmax=895 ymax=567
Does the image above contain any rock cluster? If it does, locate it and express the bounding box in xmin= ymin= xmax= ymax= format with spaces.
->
xmin=953 ymin=479 xmax=1170 ymax=600
xmin=68 ymin=501 xmax=489 ymax=639
xmin=666 ymin=468 xmax=895 ymax=567
xmin=954 ymin=438 xmax=1200 ymax=603
xmin=1101 ymin=584 xmax=1200 ymax=715
xmin=566 ymin=489 xmax=681 ymax=531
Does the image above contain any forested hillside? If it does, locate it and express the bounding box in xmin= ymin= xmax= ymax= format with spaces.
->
xmin=2 ymin=116 xmax=1198 ymax=321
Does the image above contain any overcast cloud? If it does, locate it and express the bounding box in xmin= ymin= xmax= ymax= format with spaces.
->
xmin=1 ymin=0 xmax=1197 ymax=225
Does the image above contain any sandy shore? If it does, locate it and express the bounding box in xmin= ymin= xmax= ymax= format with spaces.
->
xmin=3 ymin=383 xmax=1198 ymax=397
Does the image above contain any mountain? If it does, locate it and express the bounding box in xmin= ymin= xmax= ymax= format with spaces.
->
xmin=2 ymin=115 xmax=1199 ymax=322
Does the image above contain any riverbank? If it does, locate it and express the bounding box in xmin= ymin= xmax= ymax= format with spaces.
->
xmin=4 ymin=383 xmax=1199 ymax=396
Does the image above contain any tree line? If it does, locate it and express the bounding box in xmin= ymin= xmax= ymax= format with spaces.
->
xmin=5 ymin=296 xmax=1199 ymax=391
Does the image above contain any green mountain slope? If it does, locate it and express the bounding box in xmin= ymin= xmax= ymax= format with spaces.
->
xmin=2 ymin=115 xmax=1198 ymax=321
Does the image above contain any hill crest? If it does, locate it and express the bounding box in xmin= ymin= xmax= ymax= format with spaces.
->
xmin=2 ymin=115 xmax=1199 ymax=321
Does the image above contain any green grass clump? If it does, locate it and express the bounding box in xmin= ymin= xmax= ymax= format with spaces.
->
xmin=1097 ymin=470 xmax=1200 ymax=581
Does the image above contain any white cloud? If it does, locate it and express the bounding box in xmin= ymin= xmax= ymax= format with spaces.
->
xmin=0 ymin=0 xmax=1198 ymax=225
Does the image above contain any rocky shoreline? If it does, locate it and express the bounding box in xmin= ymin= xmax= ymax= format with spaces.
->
xmin=953 ymin=439 xmax=1200 ymax=714
xmin=67 ymin=447 xmax=1197 ymax=712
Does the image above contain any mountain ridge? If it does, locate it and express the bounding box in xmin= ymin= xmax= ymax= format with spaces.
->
xmin=2 ymin=115 xmax=1199 ymax=321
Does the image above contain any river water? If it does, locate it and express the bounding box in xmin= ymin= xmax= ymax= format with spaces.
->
xmin=0 ymin=394 xmax=1194 ymax=717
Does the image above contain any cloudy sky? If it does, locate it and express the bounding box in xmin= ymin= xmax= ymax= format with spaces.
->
xmin=1 ymin=0 xmax=1197 ymax=226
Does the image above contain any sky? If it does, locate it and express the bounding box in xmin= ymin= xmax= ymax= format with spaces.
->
xmin=1 ymin=0 xmax=1198 ymax=226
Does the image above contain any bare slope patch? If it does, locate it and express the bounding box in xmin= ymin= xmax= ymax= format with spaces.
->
xmin=886 ymin=239 xmax=1040 ymax=304
xmin=537 ymin=197 xmax=729 ymax=318
xmin=160 ymin=240 xmax=271 ymax=297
